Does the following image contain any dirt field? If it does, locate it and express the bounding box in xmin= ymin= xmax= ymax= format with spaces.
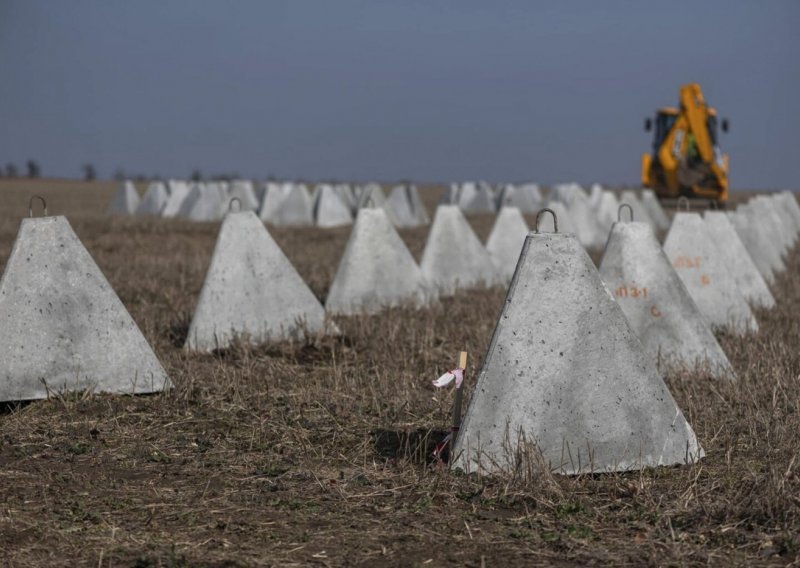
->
xmin=0 ymin=179 xmax=798 ymax=566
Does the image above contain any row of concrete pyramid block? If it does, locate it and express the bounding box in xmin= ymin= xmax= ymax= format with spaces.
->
xmin=453 ymin=191 xmax=800 ymax=476
xmin=108 ymin=179 xmax=430 ymax=228
xmin=186 ymin=204 xmax=527 ymax=350
xmin=441 ymin=180 xmax=670 ymax=250
xmin=0 ymin=201 xmax=515 ymax=401
xmin=3 ymin=189 xmax=798 ymax=478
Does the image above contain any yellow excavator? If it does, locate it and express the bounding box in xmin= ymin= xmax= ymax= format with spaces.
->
xmin=641 ymin=83 xmax=730 ymax=203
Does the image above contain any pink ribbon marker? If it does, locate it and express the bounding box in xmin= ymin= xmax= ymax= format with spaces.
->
xmin=433 ymin=368 xmax=464 ymax=389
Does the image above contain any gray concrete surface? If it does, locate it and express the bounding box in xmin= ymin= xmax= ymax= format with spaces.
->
xmin=703 ymin=211 xmax=775 ymax=309
xmin=730 ymin=208 xmax=785 ymax=280
xmin=0 ymin=216 xmax=171 ymax=401
xmin=136 ymin=182 xmax=168 ymax=216
xmin=314 ymin=185 xmax=353 ymax=228
xmin=595 ymin=190 xmax=621 ymax=236
xmin=452 ymin=231 xmax=703 ymax=475
xmin=496 ymin=184 xmax=538 ymax=213
xmin=325 ymin=208 xmax=430 ymax=315
xmin=177 ymin=184 xmax=223 ymax=222
xmin=485 ymin=207 xmax=530 ymax=282
xmin=228 ymin=180 xmax=260 ymax=212
xmin=185 ymin=211 xmax=327 ymax=350
xmin=664 ymin=213 xmax=758 ymax=335
xmin=161 ymin=181 xmax=191 ymax=218
xmin=599 ymin=221 xmax=733 ymax=377
xmin=107 ymin=181 xmax=140 ymax=215
xmin=420 ymin=205 xmax=499 ymax=295
xmin=567 ymin=193 xmax=606 ymax=249
xmin=641 ymin=190 xmax=671 ymax=231
xmin=388 ymin=185 xmax=431 ymax=227
xmin=620 ymin=190 xmax=656 ymax=231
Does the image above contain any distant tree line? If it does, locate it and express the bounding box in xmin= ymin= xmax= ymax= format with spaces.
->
xmin=0 ymin=162 xmax=253 ymax=182
xmin=0 ymin=160 xmax=41 ymax=178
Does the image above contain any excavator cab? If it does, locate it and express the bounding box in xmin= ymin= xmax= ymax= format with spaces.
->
xmin=641 ymin=83 xmax=729 ymax=203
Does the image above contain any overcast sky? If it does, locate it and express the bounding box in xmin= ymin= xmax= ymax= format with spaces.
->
xmin=0 ymin=1 xmax=797 ymax=189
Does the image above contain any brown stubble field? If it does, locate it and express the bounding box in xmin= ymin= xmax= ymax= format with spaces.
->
xmin=0 ymin=178 xmax=798 ymax=566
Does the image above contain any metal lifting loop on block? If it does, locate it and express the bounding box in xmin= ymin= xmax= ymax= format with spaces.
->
xmin=535 ymin=208 xmax=558 ymax=234
xmin=228 ymin=197 xmax=242 ymax=213
xmin=29 ymin=196 xmax=47 ymax=218
xmin=618 ymin=203 xmax=634 ymax=223
xmin=677 ymin=196 xmax=691 ymax=212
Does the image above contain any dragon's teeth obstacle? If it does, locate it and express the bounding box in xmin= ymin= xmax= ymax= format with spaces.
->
xmin=185 ymin=210 xmax=328 ymax=351
xmin=0 ymin=207 xmax=171 ymax=401
xmin=485 ymin=206 xmax=529 ymax=282
xmin=420 ymin=205 xmax=499 ymax=295
xmin=599 ymin=216 xmax=733 ymax=377
xmin=664 ymin=212 xmax=758 ymax=335
xmin=453 ymin=210 xmax=703 ymax=475
xmin=703 ymin=211 xmax=775 ymax=309
xmin=325 ymin=208 xmax=430 ymax=315
xmin=108 ymin=181 xmax=141 ymax=215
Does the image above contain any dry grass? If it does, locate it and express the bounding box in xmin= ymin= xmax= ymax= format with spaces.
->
xmin=0 ymin=179 xmax=798 ymax=566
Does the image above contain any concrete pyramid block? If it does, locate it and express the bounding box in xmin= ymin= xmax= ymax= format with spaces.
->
xmin=314 ymin=185 xmax=353 ymax=228
xmin=728 ymin=210 xmax=780 ymax=284
xmin=751 ymin=197 xmax=791 ymax=256
xmin=108 ymin=181 xmax=140 ymax=215
xmin=486 ymin=207 xmax=530 ymax=282
xmin=518 ymin=183 xmax=542 ymax=204
xmin=167 ymin=179 xmax=190 ymax=196
xmin=258 ymin=182 xmax=288 ymax=223
xmin=740 ymin=203 xmax=787 ymax=269
xmin=620 ymin=190 xmax=656 ymax=230
xmin=228 ymin=180 xmax=259 ymax=212
xmin=0 ymin=216 xmax=171 ymax=401
xmin=567 ymin=193 xmax=606 ymax=249
xmin=588 ymin=183 xmax=603 ymax=208
xmin=664 ymin=213 xmax=758 ymax=334
xmin=356 ymin=183 xmax=385 ymax=209
xmin=273 ymin=184 xmax=314 ymax=226
xmin=537 ymin=201 xmax=577 ymax=234
xmin=458 ymin=182 xmax=496 ymax=213
xmin=641 ymin=189 xmax=670 ymax=231
xmin=439 ymin=183 xmax=460 ymax=205
xmin=703 ymin=211 xmax=775 ymax=309
xmin=186 ymin=211 xmax=327 ymax=350
xmin=387 ymin=184 xmax=429 ymax=227
xmin=161 ymin=181 xmax=192 ymax=218
xmin=420 ymin=205 xmax=499 ymax=295
xmin=764 ymin=195 xmax=798 ymax=247
xmin=177 ymin=184 xmax=223 ymax=222
xmin=326 ymin=208 xmax=431 ymax=315
xmin=599 ymin=221 xmax=733 ymax=377
xmin=595 ymin=190 xmax=621 ymax=235
xmin=772 ymin=193 xmax=800 ymax=239
xmin=136 ymin=181 xmax=168 ymax=216
xmin=778 ymin=191 xmax=800 ymax=234
xmin=406 ymin=184 xmax=430 ymax=225
xmin=551 ymin=182 xmax=585 ymax=206
xmin=453 ymin=231 xmax=703 ymax=475
xmin=496 ymin=184 xmax=538 ymax=213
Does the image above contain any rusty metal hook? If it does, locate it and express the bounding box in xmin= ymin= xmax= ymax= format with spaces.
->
xmin=29 ymin=196 xmax=47 ymax=218
xmin=535 ymin=208 xmax=558 ymax=234
xmin=228 ymin=197 xmax=242 ymax=213
xmin=677 ymin=196 xmax=691 ymax=212
xmin=618 ymin=203 xmax=634 ymax=222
